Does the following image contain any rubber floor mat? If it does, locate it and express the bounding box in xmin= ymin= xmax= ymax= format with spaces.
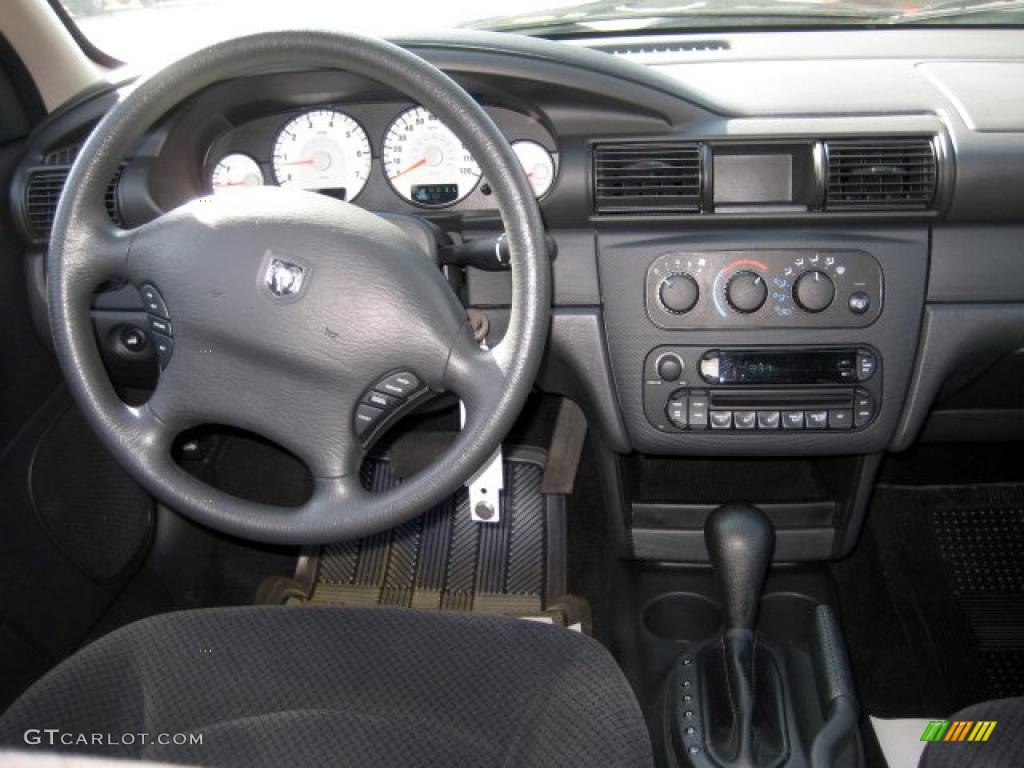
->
xmin=293 ymin=449 xmax=574 ymax=620
xmin=869 ymin=484 xmax=1024 ymax=710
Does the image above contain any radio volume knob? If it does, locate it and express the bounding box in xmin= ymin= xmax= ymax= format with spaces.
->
xmin=793 ymin=270 xmax=836 ymax=313
xmin=658 ymin=274 xmax=699 ymax=314
xmin=725 ymin=271 xmax=767 ymax=314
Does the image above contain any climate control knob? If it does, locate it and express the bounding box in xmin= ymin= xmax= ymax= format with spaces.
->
xmin=658 ymin=273 xmax=699 ymax=314
xmin=793 ymin=270 xmax=836 ymax=313
xmin=725 ymin=270 xmax=767 ymax=314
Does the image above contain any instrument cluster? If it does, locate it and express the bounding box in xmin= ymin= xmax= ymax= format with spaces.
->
xmin=205 ymin=104 xmax=557 ymax=209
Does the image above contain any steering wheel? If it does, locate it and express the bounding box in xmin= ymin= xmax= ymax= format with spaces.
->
xmin=49 ymin=32 xmax=551 ymax=544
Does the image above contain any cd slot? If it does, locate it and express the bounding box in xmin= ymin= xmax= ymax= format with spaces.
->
xmin=709 ymin=388 xmax=854 ymax=409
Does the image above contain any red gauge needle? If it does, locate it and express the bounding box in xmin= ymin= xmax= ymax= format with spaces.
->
xmin=389 ymin=158 xmax=427 ymax=180
xmin=279 ymin=158 xmax=316 ymax=166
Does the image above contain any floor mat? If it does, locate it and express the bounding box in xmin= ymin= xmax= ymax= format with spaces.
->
xmin=850 ymin=484 xmax=1024 ymax=717
xmin=284 ymin=449 xmax=580 ymax=623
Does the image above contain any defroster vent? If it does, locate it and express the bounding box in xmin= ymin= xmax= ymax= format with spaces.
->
xmin=594 ymin=142 xmax=702 ymax=215
xmin=824 ymin=137 xmax=937 ymax=210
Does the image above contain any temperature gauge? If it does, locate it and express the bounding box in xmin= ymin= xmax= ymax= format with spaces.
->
xmin=210 ymin=153 xmax=264 ymax=192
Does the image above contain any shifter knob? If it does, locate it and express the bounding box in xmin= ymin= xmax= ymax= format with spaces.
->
xmin=705 ymin=503 xmax=774 ymax=631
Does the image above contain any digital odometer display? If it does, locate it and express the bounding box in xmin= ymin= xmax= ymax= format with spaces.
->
xmin=382 ymin=107 xmax=481 ymax=207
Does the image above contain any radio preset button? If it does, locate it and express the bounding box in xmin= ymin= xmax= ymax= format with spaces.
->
xmin=829 ymin=409 xmax=854 ymax=429
xmin=782 ymin=411 xmax=805 ymax=430
xmin=734 ymin=411 xmax=757 ymax=430
xmin=757 ymin=411 xmax=781 ymax=429
xmin=805 ymin=410 xmax=829 ymax=429
xmin=710 ymin=411 xmax=733 ymax=429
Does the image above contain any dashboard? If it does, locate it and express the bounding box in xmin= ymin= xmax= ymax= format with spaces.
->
xmin=10 ymin=28 xmax=1024 ymax=472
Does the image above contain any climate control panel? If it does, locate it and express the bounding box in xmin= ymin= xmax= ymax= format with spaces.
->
xmin=645 ymin=249 xmax=882 ymax=329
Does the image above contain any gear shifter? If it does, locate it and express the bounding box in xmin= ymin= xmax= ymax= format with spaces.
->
xmin=705 ymin=503 xmax=774 ymax=632
xmin=673 ymin=504 xmax=785 ymax=768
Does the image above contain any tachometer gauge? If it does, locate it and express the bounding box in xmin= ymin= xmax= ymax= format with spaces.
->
xmin=512 ymin=140 xmax=556 ymax=198
xmin=382 ymin=107 xmax=481 ymax=207
xmin=210 ymin=153 xmax=264 ymax=192
xmin=272 ymin=110 xmax=372 ymax=200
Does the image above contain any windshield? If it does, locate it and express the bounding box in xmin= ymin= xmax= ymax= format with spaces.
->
xmin=62 ymin=0 xmax=1024 ymax=64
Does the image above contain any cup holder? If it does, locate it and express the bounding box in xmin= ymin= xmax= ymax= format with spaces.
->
xmin=642 ymin=593 xmax=721 ymax=643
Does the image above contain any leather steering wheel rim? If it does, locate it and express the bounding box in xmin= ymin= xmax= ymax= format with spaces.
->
xmin=49 ymin=31 xmax=550 ymax=544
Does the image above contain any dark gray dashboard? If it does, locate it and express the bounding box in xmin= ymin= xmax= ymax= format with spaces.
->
xmin=10 ymin=28 xmax=1024 ymax=465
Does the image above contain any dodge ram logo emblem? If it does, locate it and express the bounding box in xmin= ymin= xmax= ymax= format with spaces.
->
xmin=265 ymin=258 xmax=305 ymax=297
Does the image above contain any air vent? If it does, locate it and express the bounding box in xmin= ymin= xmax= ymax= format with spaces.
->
xmin=24 ymin=165 xmax=124 ymax=240
xmin=824 ymin=138 xmax=937 ymax=210
xmin=594 ymin=142 xmax=702 ymax=215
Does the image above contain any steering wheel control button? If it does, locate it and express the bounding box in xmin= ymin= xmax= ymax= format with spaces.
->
xmin=725 ymin=271 xmax=767 ymax=314
xmin=854 ymin=389 xmax=877 ymax=427
xmin=658 ymin=274 xmax=699 ymax=315
xmin=354 ymin=404 xmax=385 ymax=437
xmin=792 ymin=270 xmax=835 ymax=313
xmin=856 ymin=349 xmax=877 ymax=381
xmin=364 ymin=391 xmax=400 ymax=410
xmin=376 ymin=371 xmax=421 ymax=398
xmin=848 ymin=291 xmax=871 ymax=315
xmin=120 ymin=327 xmax=147 ymax=352
xmin=657 ymin=354 xmax=684 ymax=382
xmin=148 ymin=316 xmax=172 ymax=337
xmin=782 ymin=411 xmax=805 ymax=430
xmin=757 ymin=411 xmax=781 ymax=430
xmin=152 ymin=333 xmax=174 ymax=369
xmin=139 ymin=284 xmax=169 ymax=319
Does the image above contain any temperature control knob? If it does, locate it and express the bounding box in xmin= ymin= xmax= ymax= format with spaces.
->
xmin=793 ymin=270 xmax=836 ymax=313
xmin=658 ymin=274 xmax=699 ymax=314
xmin=726 ymin=271 xmax=767 ymax=314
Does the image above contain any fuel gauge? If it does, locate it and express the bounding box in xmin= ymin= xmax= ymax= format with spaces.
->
xmin=512 ymin=140 xmax=556 ymax=198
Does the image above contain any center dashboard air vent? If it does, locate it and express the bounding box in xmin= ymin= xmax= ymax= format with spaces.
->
xmin=22 ymin=143 xmax=123 ymax=242
xmin=593 ymin=142 xmax=702 ymax=215
xmin=823 ymin=137 xmax=937 ymax=211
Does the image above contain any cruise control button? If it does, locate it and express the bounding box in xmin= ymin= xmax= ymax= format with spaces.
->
xmin=829 ymin=409 xmax=853 ymax=429
xmin=120 ymin=326 xmax=147 ymax=352
xmin=757 ymin=411 xmax=781 ymax=430
xmin=782 ymin=411 xmax=805 ymax=430
xmin=377 ymin=371 xmax=421 ymax=398
xmin=710 ymin=410 xmax=733 ymax=429
xmin=148 ymin=316 xmax=172 ymax=337
xmin=354 ymin=403 xmax=385 ymax=437
xmin=806 ymin=410 xmax=829 ymax=429
xmin=364 ymin=390 xmax=400 ymax=410
xmin=688 ymin=395 xmax=708 ymax=429
xmin=734 ymin=411 xmax=756 ymax=430
xmin=140 ymin=284 xmax=169 ymax=319
xmin=151 ymin=332 xmax=173 ymax=369
xmin=857 ymin=350 xmax=877 ymax=381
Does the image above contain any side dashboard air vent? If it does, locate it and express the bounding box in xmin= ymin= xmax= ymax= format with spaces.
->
xmin=824 ymin=138 xmax=937 ymax=210
xmin=594 ymin=142 xmax=702 ymax=215
xmin=24 ymin=163 xmax=124 ymax=240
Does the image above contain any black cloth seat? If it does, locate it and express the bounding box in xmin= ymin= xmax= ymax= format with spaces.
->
xmin=919 ymin=695 xmax=1024 ymax=768
xmin=0 ymin=606 xmax=653 ymax=767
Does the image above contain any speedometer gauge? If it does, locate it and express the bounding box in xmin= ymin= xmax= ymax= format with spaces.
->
xmin=210 ymin=153 xmax=263 ymax=192
xmin=382 ymin=107 xmax=481 ymax=207
xmin=272 ymin=110 xmax=371 ymax=200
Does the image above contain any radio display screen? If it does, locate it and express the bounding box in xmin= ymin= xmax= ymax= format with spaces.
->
xmin=715 ymin=350 xmax=856 ymax=385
